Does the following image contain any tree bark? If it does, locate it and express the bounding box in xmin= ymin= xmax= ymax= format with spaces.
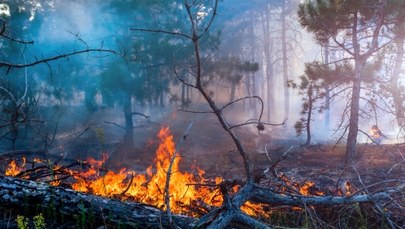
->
xmin=345 ymin=64 xmax=362 ymax=160
xmin=345 ymin=11 xmax=362 ymax=160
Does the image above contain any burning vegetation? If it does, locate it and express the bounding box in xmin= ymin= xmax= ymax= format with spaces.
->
xmin=0 ymin=1 xmax=404 ymax=228
xmin=1 ymin=138 xmax=403 ymax=229
xmin=2 ymin=127 xmax=358 ymax=221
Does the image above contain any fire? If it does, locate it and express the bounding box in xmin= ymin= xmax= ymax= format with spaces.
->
xmin=370 ymin=125 xmax=384 ymax=144
xmin=3 ymin=126 xmax=332 ymax=217
xmin=299 ymin=181 xmax=325 ymax=196
xmin=5 ymin=157 xmax=26 ymax=176
xmin=70 ymin=127 xmax=223 ymax=215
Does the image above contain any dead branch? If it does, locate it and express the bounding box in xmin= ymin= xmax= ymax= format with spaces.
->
xmin=104 ymin=121 xmax=148 ymax=130
xmin=178 ymin=109 xmax=213 ymax=114
xmin=229 ymin=119 xmax=287 ymax=130
xmin=164 ymin=121 xmax=194 ymax=225
xmin=217 ymin=96 xmax=286 ymax=130
xmin=0 ymin=48 xmax=118 ymax=73
xmin=265 ymin=146 xmax=295 ymax=178
xmin=131 ymin=28 xmax=191 ymax=40
xmin=132 ymin=111 xmax=150 ymax=119
xmin=250 ymin=185 xmax=391 ymax=206
xmin=0 ymin=19 xmax=34 ymax=45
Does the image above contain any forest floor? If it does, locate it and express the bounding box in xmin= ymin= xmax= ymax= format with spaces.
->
xmin=0 ymin=105 xmax=403 ymax=228
xmin=94 ymin=105 xmax=405 ymax=194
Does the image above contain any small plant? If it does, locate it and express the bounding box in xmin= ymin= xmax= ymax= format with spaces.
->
xmin=16 ymin=215 xmax=29 ymax=229
xmin=16 ymin=213 xmax=46 ymax=229
xmin=33 ymin=213 xmax=46 ymax=229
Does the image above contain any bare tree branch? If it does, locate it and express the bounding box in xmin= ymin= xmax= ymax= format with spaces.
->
xmin=0 ymin=18 xmax=34 ymax=45
xmin=131 ymin=28 xmax=191 ymax=40
xmin=0 ymin=48 xmax=118 ymax=73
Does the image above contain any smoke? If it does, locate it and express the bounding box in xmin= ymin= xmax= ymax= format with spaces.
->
xmin=37 ymin=1 xmax=115 ymax=51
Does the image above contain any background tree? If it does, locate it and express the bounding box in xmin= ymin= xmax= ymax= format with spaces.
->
xmin=289 ymin=62 xmax=327 ymax=146
xmin=298 ymin=0 xmax=399 ymax=160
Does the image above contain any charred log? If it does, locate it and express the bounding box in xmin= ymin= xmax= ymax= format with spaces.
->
xmin=0 ymin=174 xmax=196 ymax=228
xmin=250 ymin=184 xmax=389 ymax=206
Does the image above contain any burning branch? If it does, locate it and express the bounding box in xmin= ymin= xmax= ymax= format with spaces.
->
xmin=164 ymin=121 xmax=194 ymax=225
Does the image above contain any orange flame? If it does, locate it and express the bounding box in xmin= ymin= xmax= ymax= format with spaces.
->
xmin=299 ymin=181 xmax=325 ymax=196
xmin=5 ymin=157 xmax=26 ymax=176
xmin=70 ymin=127 xmax=223 ymax=215
xmin=4 ymin=127 xmax=329 ymax=217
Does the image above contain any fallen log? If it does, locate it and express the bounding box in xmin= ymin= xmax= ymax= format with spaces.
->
xmin=0 ymin=174 xmax=196 ymax=228
xmin=251 ymin=184 xmax=390 ymax=206
xmin=0 ymin=173 xmax=402 ymax=229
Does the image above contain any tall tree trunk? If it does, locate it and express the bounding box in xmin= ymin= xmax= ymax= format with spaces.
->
xmin=345 ymin=11 xmax=362 ymax=161
xmin=230 ymin=83 xmax=236 ymax=105
xmin=346 ymin=74 xmax=362 ymax=161
xmin=181 ymin=82 xmax=186 ymax=105
xmin=244 ymin=77 xmax=252 ymax=110
xmin=123 ymin=92 xmax=134 ymax=150
xmin=159 ymin=92 xmax=165 ymax=107
xmin=391 ymin=12 xmax=405 ymax=128
xmin=323 ymin=42 xmax=331 ymax=134
xmin=261 ymin=9 xmax=274 ymax=122
xmin=266 ymin=61 xmax=274 ymax=123
xmin=305 ymin=83 xmax=313 ymax=146
xmin=250 ymin=12 xmax=257 ymax=116
xmin=281 ymin=0 xmax=289 ymax=124
xmin=186 ymin=84 xmax=191 ymax=102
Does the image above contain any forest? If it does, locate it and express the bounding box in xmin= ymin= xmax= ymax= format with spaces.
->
xmin=0 ymin=0 xmax=404 ymax=228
